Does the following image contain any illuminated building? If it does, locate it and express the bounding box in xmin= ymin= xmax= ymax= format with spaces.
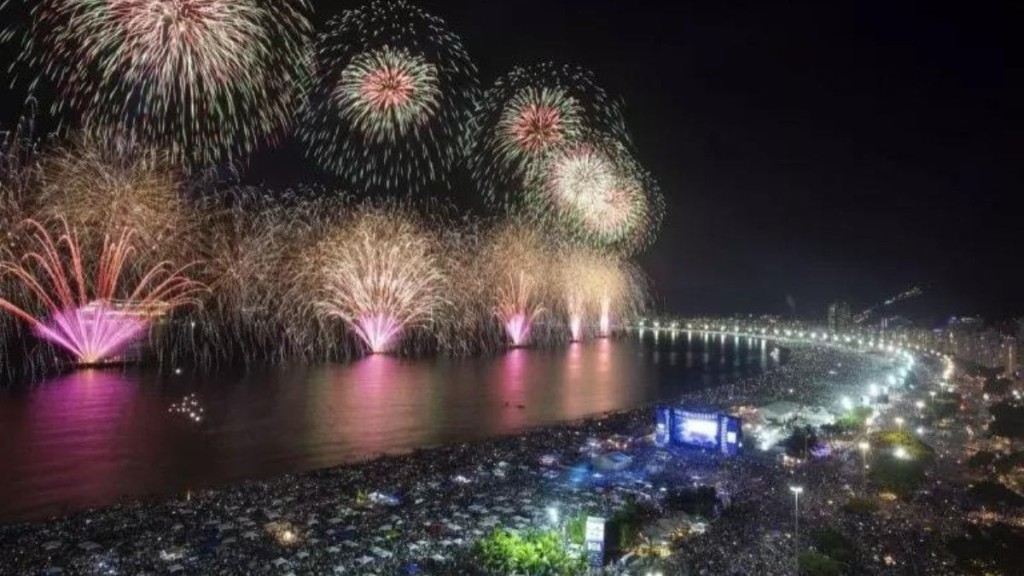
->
xmin=827 ymin=301 xmax=852 ymax=333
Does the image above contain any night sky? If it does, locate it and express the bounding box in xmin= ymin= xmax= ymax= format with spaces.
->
xmin=2 ymin=1 xmax=1020 ymax=321
xmin=407 ymin=0 xmax=1019 ymax=321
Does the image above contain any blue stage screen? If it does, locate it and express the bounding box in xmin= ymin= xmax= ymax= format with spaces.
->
xmin=655 ymin=406 xmax=742 ymax=456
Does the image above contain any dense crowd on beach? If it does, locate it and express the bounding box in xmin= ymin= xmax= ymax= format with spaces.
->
xmin=0 ymin=342 xmax=989 ymax=575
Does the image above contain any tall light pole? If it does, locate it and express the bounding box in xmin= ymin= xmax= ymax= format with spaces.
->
xmin=858 ymin=441 xmax=870 ymax=491
xmin=790 ymin=485 xmax=803 ymax=574
xmin=895 ymin=417 xmax=904 ymax=432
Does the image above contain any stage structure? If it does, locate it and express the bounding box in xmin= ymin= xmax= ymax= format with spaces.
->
xmin=654 ymin=407 xmax=742 ymax=456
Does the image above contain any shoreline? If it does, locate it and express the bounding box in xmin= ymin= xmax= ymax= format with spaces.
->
xmin=1 ymin=341 xmax=906 ymax=575
xmin=1 ymin=355 xmax=764 ymax=527
xmin=0 ymin=334 xmax=777 ymax=524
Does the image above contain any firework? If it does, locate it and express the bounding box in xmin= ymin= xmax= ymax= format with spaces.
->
xmin=32 ymin=136 xmax=194 ymax=261
xmin=559 ymin=251 xmax=646 ymax=339
xmin=180 ymin=189 xmax=297 ymax=363
xmin=558 ymin=249 xmax=601 ymax=341
xmin=478 ymin=219 xmax=556 ymax=347
xmin=4 ymin=0 xmax=313 ymax=167
xmin=1 ymin=99 xmax=43 ymax=228
xmin=164 ymin=187 xmax=355 ymax=365
xmin=0 ymin=101 xmax=47 ymax=377
xmin=0 ymin=218 xmax=203 ymax=365
xmin=467 ymin=63 xmax=629 ymax=208
xmin=530 ymin=132 xmax=662 ymax=254
xmin=307 ymin=203 xmax=446 ymax=354
xmin=496 ymin=270 xmax=542 ymax=346
xmin=419 ymin=213 xmax=504 ymax=356
xmin=301 ymin=0 xmax=477 ymax=191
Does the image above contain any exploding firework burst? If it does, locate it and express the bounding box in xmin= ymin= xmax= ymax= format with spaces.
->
xmin=0 ymin=218 xmax=203 ymax=365
xmin=334 ymin=47 xmax=441 ymax=141
xmin=308 ymin=203 xmax=446 ymax=354
xmin=301 ymin=0 xmax=477 ymax=191
xmin=467 ymin=63 xmax=629 ymax=208
xmin=529 ymin=132 xmax=662 ymax=254
xmin=499 ymin=87 xmax=581 ymax=161
xmin=4 ymin=0 xmax=313 ymax=167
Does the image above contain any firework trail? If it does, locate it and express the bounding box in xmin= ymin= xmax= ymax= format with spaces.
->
xmin=558 ymin=251 xmax=646 ymax=339
xmin=32 ymin=135 xmax=195 ymax=261
xmin=3 ymin=0 xmax=313 ymax=167
xmin=495 ymin=270 xmax=543 ymax=347
xmin=177 ymin=189 xmax=299 ymax=364
xmin=301 ymin=0 xmax=477 ymax=191
xmin=1 ymin=100 xmax=54 ymax=378
xmin=529 ymin=131 xmax=663 ymax=254
xmin=307 ymin=203 xmax=446 ymax=354
xmin=156 ymin=187 xmax=356 ymax=366
xmin=466 ymin=63 xmax=629 ymax=209
xmin=0 ymin=218 xmax=203 ymax=365
xmin=479 ymin=219 xmax=554 ymax=348
xmin=593 ymin=258 xmax=646 ymax=338
xmin=1 ymin=99 xmax=42 ymax=227
xmin=558 ymin=249 xmax=602 ymax=341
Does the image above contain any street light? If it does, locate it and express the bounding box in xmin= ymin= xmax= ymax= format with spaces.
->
xmin=858 ymin=441 xmax=870 ymax=491
xmin=790 ymin=485 xmax=804 ymax=574
xmin=841 ymin=396 xmax=853 ymax=411
xmin=895 ymin=417 xmax=904 ymax=432
xmin=858 ymin=441 xmax=870 ymax=465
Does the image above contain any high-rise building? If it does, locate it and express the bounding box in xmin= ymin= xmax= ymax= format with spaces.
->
xmin=1005 ymin=336 xmax=1017 ymax=378
xmin=827 ymin=301 xmax=852 ymax=333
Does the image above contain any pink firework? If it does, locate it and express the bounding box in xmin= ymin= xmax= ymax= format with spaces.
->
xmin=18 ymin=0 xmax=313 ymax=165
xmin=33 ymin=305 xmax=149 ymax=365
xmin=351 ymin=313 xmax=404 ymax=355
xmin=503 ymin=312 xmax=532 ymax=347
xmin=314 ymin=206 xmax=445 ymax=355
xmin=495 ymin=271 xmax=543 ymax=347
xmin=568 ymin=315 xmax=583 ymax=342
xmin=509 ymin=103 xmax=564 ymax=154
xmin=566 ymin=292 xmax=585 ymax=342
xmin=332 ymin=47 xmax=441 ymax=143
xmin=496 ymin=87 xmax=581 ymax=165
xmin=557 ymin=249 xmax=640 ymax=341
xmin=599 ymin=297 xmax=611 ymax=337
xmin=360 ymin=66 xmax=417 ymax=110
xmin=544 ymin=144 xmax=635 ymax=234
xmin=0 ymin=218 xmax=203 ymax=366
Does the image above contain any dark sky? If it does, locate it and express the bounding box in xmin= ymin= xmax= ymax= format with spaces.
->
xmin=2 ymin=1 xmax=1020 ymax=321
xmin=404 ymin=0 xmax=1019 ymax=321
